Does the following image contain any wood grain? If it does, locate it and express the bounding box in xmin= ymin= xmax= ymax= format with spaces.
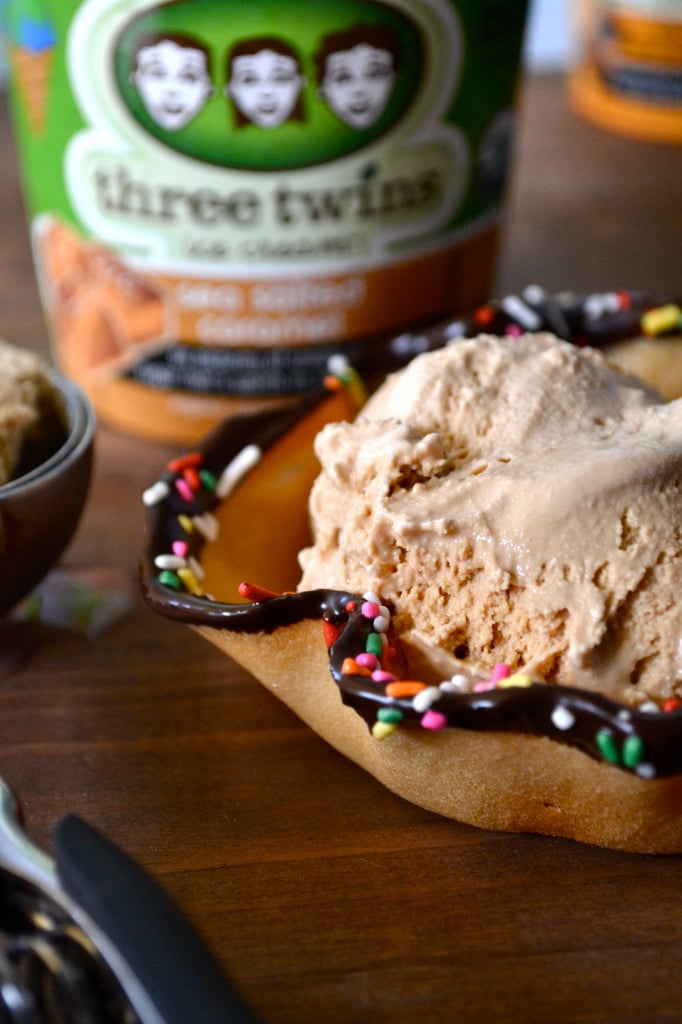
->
xmin=1 ymin=75 xmax=681 ymax=1023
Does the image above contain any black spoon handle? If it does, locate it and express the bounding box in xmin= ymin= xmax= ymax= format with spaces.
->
xmin=55 ymin=815 xmax=257 ymax=1024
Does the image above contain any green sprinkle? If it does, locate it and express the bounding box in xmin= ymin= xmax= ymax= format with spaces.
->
xmin=622 ymin=734 xmax=645 ymax=768
xmin=199 ymin=469 xmax=217 ymax=491
xmin=596 ymin=728 xmax=620 ymax=764
xmin=366 ymin=633 xmax=383 ymax=656
xmin=158 ymin=570 xmax=181 ymax=590
xmin=377 ymin=707 xmax=403 ymax=724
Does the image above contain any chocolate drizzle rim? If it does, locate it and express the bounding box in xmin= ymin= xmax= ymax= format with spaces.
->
xmin=141 ymin=291 xmax=682 ymax=782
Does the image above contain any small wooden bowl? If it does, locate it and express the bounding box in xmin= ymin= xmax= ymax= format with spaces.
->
xmin=0 ymin=373 xmax=95 ymax=614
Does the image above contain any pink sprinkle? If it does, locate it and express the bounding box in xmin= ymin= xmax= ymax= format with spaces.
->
xmin=491 ymin=663 xmax=511 ymax=682
xmin=175 ymin=478 xmax=194 ymax=503
xmin=361 ymin=601 xmax=381 ymax=619
xmin=372 ymin=670 xmax=396 ymax=683
xmin=421 ymin=710 xmax=447 ymax=731
xmin=504 ymin=324 xmax=523 ymax=337
xmin=356 ymin=652 xmax=378 ymax=670
xmin=172 ymin=540 xmax=189 ymax=557
xmin=474 ymin=680 xmax=497 ymax=692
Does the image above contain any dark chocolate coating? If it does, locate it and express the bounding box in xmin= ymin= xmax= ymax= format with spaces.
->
xmin=141 ymin=293 xmax=682 ymax=781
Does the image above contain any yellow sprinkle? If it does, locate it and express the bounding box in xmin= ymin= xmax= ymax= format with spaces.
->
xmin=372 ymin=721 xmax=397 ymax=740
xmin=641 ymin=303 xmax=681 ymax=337
xmin=177 ymin=514 xmax=194 ymax=533
xmin=178 ymin=567 xmax=202 ymax=595
xmin=498 ymin=673 xmax=535 ymax=689
xmin=347 ymin=375 xmax=367 ymax=408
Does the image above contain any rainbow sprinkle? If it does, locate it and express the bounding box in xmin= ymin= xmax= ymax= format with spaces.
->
xmin=329 ymin=586 xmax=678 ymax=777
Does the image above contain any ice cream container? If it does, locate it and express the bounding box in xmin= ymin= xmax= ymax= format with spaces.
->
xmin=2 ymin=0 xmax=529 ymax=443
xmin=569 ymin=0 xmax=682 ymax=145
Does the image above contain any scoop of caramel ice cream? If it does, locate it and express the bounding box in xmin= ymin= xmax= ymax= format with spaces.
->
xmin=0 ymin=340 xmax=63 ymax=485
xmin=298 ymin=334 xmax=682 ymax=704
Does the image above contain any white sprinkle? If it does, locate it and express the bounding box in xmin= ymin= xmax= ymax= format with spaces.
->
xmin=373 ymin=615 xmax=390 ymax=633
xmin=143 ymin=480 xmax=170 ymax=506
xmin=636 ymin=762 xmax=656 ymax=780
xmin=444 ymin=320 xmax=467 ymax=340
xmin=442 ymin=674 xmax=469 ymax=693
xmin=188 ymin=556 xmax=205 ymax=580
xmin=363 ymin=592 xmax=381 ymax=604
xmin=390 ymin=333 xmax=413 ymax=356
xmin=412 ymin=686 xmax=442 ymax=713
xmin=192 ymin=511 xmax=219 ymax=542
xmin=551 ymin=706 xmax=576 ymax=731
xmin=617 ymin=709 xmax=633 ymax=722
xmin=500 ymin=294 xmax=542 ymax=330
xmin=379 ymin=604 xmax=390 ymax=620
xmin=390 ymin=332 xmax=429 ymax=357
xmin=522 ymin=283 xmax=546 ymax=305
xmin=327 ymin=354 xmax=350 ymax=376
xmin=154 ymin=554 xmax=186 ymax=570
xmin=638 ymin=700 xmax=661 ymax=714
xmin=411 ymin=334 xmax=429 ymax=353
xmin=216 ymin=444 xmax=262 ymax=498
xmin=584 ymin=293 xmax=607 ymax=318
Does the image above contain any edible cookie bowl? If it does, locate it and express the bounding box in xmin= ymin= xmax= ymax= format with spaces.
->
xmin=141 ymin=289 xmax=682 ymax=855
xmin=0 ymin=371 xmax=95 ymax=615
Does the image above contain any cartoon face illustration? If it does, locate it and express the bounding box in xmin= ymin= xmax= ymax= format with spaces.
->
xmin=226 ymin=38 xmax=305 ymax=128
xmin=131 ymin=33 xmax=213 ymax=132
xmin=315 ymin=25 xmax=400 ymax=130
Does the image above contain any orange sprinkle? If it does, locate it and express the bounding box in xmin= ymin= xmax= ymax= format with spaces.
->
xmin=385 ymin=681 xmax=427 ymax=698
xmin=183 ymin=466 xmax=201 ymax=491
xmin=168 ymin=451 xmax=203 ymax=472
xmin=341 ymin=657 xmax=372 ymax=677
xmin=238 ymin=581 xmax=278 ymax=602
xmin=323 ymin=621 xmax=342 ymax=648
xmin=474 ymin=305 xmax=495 ymax=327
xmin=324 ymin=374 xmax=342 ymax=392
xmin=663 ymin=698 xmax=681 ymax=713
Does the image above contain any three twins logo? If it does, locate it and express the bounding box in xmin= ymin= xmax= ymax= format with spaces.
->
xmin=112 ymin=0 xmax=427 ymax=170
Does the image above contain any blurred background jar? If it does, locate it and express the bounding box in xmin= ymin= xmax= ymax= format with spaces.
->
xmin=0 ymin=0 xmax=532 ymax=445
xmin=569 ymin=0 xmax=682 ymax=144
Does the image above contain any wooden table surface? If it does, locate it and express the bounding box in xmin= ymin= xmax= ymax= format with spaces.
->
xmin=1 ymin=74 xmax=681 ymax=1023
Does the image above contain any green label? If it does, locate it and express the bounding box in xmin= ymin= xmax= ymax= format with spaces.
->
xmin=64 ymin=0 xmax=477 ymax=270
xmin=0 ymin=0 xmax=526 ymax=270
xmin=2 ymin=0 xmax=528 ymax=435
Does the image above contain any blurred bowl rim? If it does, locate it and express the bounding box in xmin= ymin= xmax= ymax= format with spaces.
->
xmin=0 ymin=372 xmax=96 ymax=498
